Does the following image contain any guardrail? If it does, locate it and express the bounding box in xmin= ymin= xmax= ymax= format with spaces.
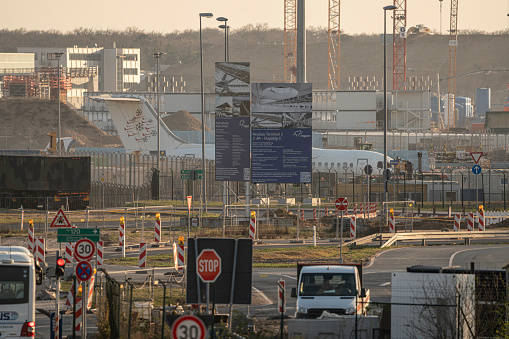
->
xmin=379 ymin=230 xmax=509 ymax=248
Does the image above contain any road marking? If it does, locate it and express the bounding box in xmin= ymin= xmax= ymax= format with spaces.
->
xmin=252 ymin=286 xmax=272 ymax=305
xmin=379 ymin=282 xmax=391 ymax=287
xmin=281 ymin=274 xmax=296 ymax=280
xmin=449 ymin=245 xmax=508 ymax=267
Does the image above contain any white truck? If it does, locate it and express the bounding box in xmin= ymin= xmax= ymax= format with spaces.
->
xmin=291 ymin=262 xmax=370 ymax=318
xmin=0 ymin=246 xmax=42 ymax=338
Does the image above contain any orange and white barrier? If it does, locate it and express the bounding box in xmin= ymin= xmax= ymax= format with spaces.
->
xmin=454 ymin=214 xmax=460 ymax=232
xmin=66 ymin=281 xmax=75 ymax=308
xmin=65 ymin=242 xmax=73 ymax=264
xmin=389 ymin=215 xmax=395 ymax=233
xmin=277 ymin=280 xmax=285 ymax=314
xmin=35 ymin=238 xmax=45 ymax=263
xmin=249 ymin=214 xmax=256 ymax=240
xmin=313 ymin=208 xmax=317 ymax=219
xmin=350 ymin=217 xmax=356 ymax=239
xmin=353 ymin=204 xmax=357 ymax=217
xmin=360 ymin=204 xmax=364 ymax=217
xmin=324 ymin=207 xmax=328 ymax=216
xmin=467 ymin=212 xmax=474 ymax=231
xmin=154 ymin=213 xmax=161 ymax=243
xmin=97 ymin=241 xmax=103 ymax=266
xmin=139 ymin=242 xmax=146 ymax=268
xmin=478 ymin=211 xmax=485 ymax=232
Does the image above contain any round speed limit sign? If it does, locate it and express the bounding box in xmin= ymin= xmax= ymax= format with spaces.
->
xmin=171 ymin=315 xmax=206 ymax=339
xmin=74 ymin=238 xmax=95 ymax=262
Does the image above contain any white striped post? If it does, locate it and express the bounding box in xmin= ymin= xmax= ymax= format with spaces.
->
xmin=324 ymin=207 xmax=328 ymax=216
xmin=277 ymin=280 xmax=285 ymax=314
xmin=74 ymin=296 xmax=82 ymax=332
xmin=300 ymin=209 xmax=304 ymax=220
xmin=353 ymin=204 xmax=357 ymax=217
xmin=154 ymin=213 xmax=161 ymax=243
xmin=360 ymin=203 xmax=364 ymax=218
xmin=139 ymin=242 xmax=147 ymax=268
xmin=177 ymin=239 xmax=185 ymax=271
xmin=87 ymin=275 xmax=95 ymax=309
xmin=313 ymin=208 xmax=317 ymax=219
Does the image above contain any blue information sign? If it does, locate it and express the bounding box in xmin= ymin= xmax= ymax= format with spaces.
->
xmin=472 ymin=165 xmax=482 ymax=175
xmin=251 ymin=83 xmax=313 ymax=183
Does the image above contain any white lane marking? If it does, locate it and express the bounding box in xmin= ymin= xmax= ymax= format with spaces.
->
xmin=449 ymin=245 xmax=509 ymax=267
xmin=281 ymin=274 xmax=296 ymax=280
xmin=364 ymin=248 xmax=401 ymax=268
xmin=252 ymin=286 xmax=272 ymax=305
xmin=379 ymin=282 xmax=391 ymax=287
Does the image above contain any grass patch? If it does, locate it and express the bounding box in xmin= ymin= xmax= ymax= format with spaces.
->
xmin=105 ymin=245 xmax=385 ymax=268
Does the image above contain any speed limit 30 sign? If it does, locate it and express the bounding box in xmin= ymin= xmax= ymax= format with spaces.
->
xmin=171 ymin=315 xmax=206 ymax=339
xmin=74 ymin=238 xmax=95 ymax=262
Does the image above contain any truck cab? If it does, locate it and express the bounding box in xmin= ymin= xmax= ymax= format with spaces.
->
xmin=291 ymin=263 xmax=369 ymax=318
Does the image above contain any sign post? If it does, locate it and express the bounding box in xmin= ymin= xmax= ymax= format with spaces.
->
xmin=335 ymin=197 xmax=348 ymax=263
xmin=187 ymin=196 xmax=192 ymax=239
xmin=196 ymin=249 xmax=222 ymax=315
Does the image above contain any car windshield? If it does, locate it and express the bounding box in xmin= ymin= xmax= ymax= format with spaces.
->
xmin=299 ymin=273 xmax=356 ymax=296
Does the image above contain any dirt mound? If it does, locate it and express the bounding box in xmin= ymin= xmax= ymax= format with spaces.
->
xmin=162 ymin=110 xmax=211 ymax=132
xmin=1 ymin=97 xmax=122 ymax=150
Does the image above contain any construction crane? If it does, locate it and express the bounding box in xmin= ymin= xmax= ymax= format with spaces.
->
xmin=284 ymin=0 xmax=297 ymax=82
xmin=392 ymin=0 xmax=407 ymax=91
xmin=328 ymin=0 xmax=340 ymax=90
xmin=447 ymin=0 xmax=458 ymax=129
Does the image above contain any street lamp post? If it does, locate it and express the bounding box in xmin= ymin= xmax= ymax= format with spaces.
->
xmin=217 ymin=17 xmax=229 ymax=62
xmin=153 ymin=52 xmax=165 ymax=200
xmin=200 ymin=12 xmax=213 ymax=211
xmin=55 ymin=52 xmax=65 ymax=156
xmin=382 ymin=5 xmax=396 ymax=241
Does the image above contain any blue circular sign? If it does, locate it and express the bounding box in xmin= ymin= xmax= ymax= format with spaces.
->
xmin=472 ymin=165 xmax=482 ymax=175
xmin=76 ymin=261 xmax=92 ymax=281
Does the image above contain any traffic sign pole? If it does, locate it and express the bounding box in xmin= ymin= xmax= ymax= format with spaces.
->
xmin=340 ymin=210 xmax=343 ymax=263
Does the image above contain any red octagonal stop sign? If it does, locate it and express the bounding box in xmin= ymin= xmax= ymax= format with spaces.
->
xmin=196 ymin=249 xmax=221 ymax=283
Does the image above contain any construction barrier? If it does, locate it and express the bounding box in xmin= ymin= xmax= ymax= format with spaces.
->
xmin=249 ymin=212 xmax=256 ymax=240
xmin=97 ymin=241 xmax=103 ymax=266
xmin=478 ymin=210 xmax=485 ymax=232
xmin=278 ymin=280 xmax=285 ymax=314
xmin=467 ymin=212 xmax=474 ymax=231
xmin=28 ymin=220 xmax=34 ymax=253
xmin=87 ymin=275 xmax=95 ymax=309
xmin=175 ymin=237 xmax=185 ymax=271
xmin=65 ymin=242 xmax=73 ymax=264
xmin=154 ymin=213 xmax=161 ymax=243
xmin=350 ymin=217 xmax=356 ymax=239
xmin=389 ymin=215 xmax=395 ymax=234
xmin=300 ymin=209 xmax=304 ymax=220
xmin=66 ymin=281 xmax=75 ymax=308
xmin=353 ymin=204 xmax=357 ymax=217
xmin=35 ymin=238 xmax=44 ymax=263
xmin=360 ymin=203 xmax=364 ymax=217
xmin=119 ymin=217 xmax=125 ymax=247
xmin=324 ymin=207 xmax=328 ymax=216
xmin=313 ymin=208 xmax=317 ymax=219
xmin=454 ymin=214 xmax=460 ymax=232
xmin=74 ymin=296 xmax=82 ymax=332
xmin=139 ymin=242 xmax=146 ymax=268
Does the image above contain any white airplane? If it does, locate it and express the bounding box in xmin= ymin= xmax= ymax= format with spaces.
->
xmin=95 ymin=94 xmax=393 ymax=177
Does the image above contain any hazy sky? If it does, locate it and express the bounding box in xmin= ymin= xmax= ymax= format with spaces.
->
xmin=4 ymin=1 xmax=509 ymax=35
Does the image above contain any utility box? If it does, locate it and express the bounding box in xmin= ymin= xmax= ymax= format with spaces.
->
xmin=391 ymin=272 xmax=475 ymax=339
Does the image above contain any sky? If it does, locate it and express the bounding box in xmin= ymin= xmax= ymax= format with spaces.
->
xmin=3 ymin=1 xmax=509 ymax=35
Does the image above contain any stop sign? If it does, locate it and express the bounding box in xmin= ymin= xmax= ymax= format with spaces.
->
xmin=196 ymin=249 xmax=221 ymax=283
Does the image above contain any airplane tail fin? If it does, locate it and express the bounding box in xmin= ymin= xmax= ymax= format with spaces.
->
xmin=93 ymin=94 xmax=187 ymax=153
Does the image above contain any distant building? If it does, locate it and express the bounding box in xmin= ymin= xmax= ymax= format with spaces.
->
xmin=0 ymin=53 xmax=35 ymax=97
xmin=17 ymin=46 xmax=140 ymax=109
